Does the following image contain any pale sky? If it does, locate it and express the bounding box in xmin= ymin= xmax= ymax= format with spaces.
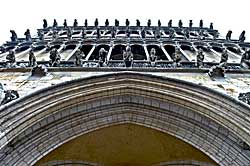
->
xmin=0 ymin=0 xmax=249 ymax=44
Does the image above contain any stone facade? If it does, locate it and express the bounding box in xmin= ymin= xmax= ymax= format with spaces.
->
xmin=0 ymin=73 xmax=250 ymax=165
xmin=1 ymin=20 xmax=250 ymax=166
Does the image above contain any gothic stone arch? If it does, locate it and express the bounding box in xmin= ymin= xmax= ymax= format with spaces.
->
xmin=0 ymin=72 xmax=250 ymax=166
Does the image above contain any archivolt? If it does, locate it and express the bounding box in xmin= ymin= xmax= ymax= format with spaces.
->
xmin=0 ymin=72 xmax=250 ymax=166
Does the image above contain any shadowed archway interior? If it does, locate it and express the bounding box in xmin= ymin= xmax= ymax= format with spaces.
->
xmin=36 ymin=124 xmax=217 ymax=166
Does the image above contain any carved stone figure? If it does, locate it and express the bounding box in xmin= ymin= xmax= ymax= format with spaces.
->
xmin=220 ymin=48 xmax=228 ymax=64
xmin=82 ymin=27 xmax=86 ymax=39
xmin=173 ymin=47 xmax=182 ymax=67
xmin=29 ymin=49 xmax=37 ymax=67
xmin=208 ymin=63 xmax=226 ymax=78
xmin=241 ymin=49 xmax=250 ymax=69
xmin=75 ymin=49 xmax=85 ymax=66
xmin=52 ymin=30 xmax=58 ymax=40
xmin=123 ymin=46 xmax=133 ymax=67
xmin=213 ymin=31 xmax=219 ymax=40
xmin=6 ymin=50 xmax=15 ymax=62
xmin=184 ymin=28 xmax=190 ymax=39
xmin=150 ymin=48 xmax=157 ymax=67
xmin=111 ymin=27 xmax=116 ymax=38
xmin=196 ymin=48 xmax=204 ymax=67
xmin=169 ymin=29 xmax=175 ymax=39
xmin=31 ymin=65 xmax=48 ymax=76
xmin=98 ymin=48 xmax=108 ymax=67
xmin=96 ymin=27 xmax=101 ymax=39
xmin=141 ymin=27 xmax=146 ymax=39
xmin=126 ymin=27 xmax=131 ymax=38
xmin=6 ymin=50 xmax=16 ymax=68
xmin=49 ymin=48 xmax=61 ymax=67
xmin=154 ymin=28 xmax=161 ymax=39
xmin=38 ymin=31 xmax=44 ymax=41
xmin=10 ymin=30 xmax=17 ymax=42
xmin=67 ymin=27 xmax=72 ymax=39
xmin=199 ymin=30 xmax=205 ymax=40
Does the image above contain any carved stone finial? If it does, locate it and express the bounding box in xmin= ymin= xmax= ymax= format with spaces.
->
xmin=136 ymin=19 xmax=140 ymax=27
xmin=168 ymin=19 xmax=172 ymax=27
xmin=125 ymin=19 xmax=130 ymax=27
xmin=10 ymin=30 xmax=17 ymax=42
xmin=84 ymin=19 xmax=88 ymax=27
xmin=94 ymin=18 xmax=99 ymax=27
xmin=105 ymin=19 xmax=109 ymax=27
xmin=189 ymin=20 xmax=193 ymax=28
xmin=115 ymin=19 xmax=119 ymax=27
xmin=226 ymin=30 xmax=232 ymax=40
xmin=239 ymin=30 xmax=246 ymax=42
xmin=199 ymin=19 xmax=203 ymax=28
xmin=63 ymin=19 xmax=67 ymax=28
xmin=53 ymin=19 xmax=58 ymax=28
xmin=178 ymin=20 xmax=183 ymax=28
xmin=43 ymin=19 xmax=48 ymax=29
xmin=210 ymin=22 xmax=213 ymax=29
xmin=158 ymin=19 xmax=161 ymax=27
xmin=73 ymin=19 xmax=78 ymax=27
xmin=147 ymin=19 xmax=151 ymax=28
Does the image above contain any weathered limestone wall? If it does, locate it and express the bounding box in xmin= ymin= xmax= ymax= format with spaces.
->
xmin=0 ymin=69 xmax=249 ymax=100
